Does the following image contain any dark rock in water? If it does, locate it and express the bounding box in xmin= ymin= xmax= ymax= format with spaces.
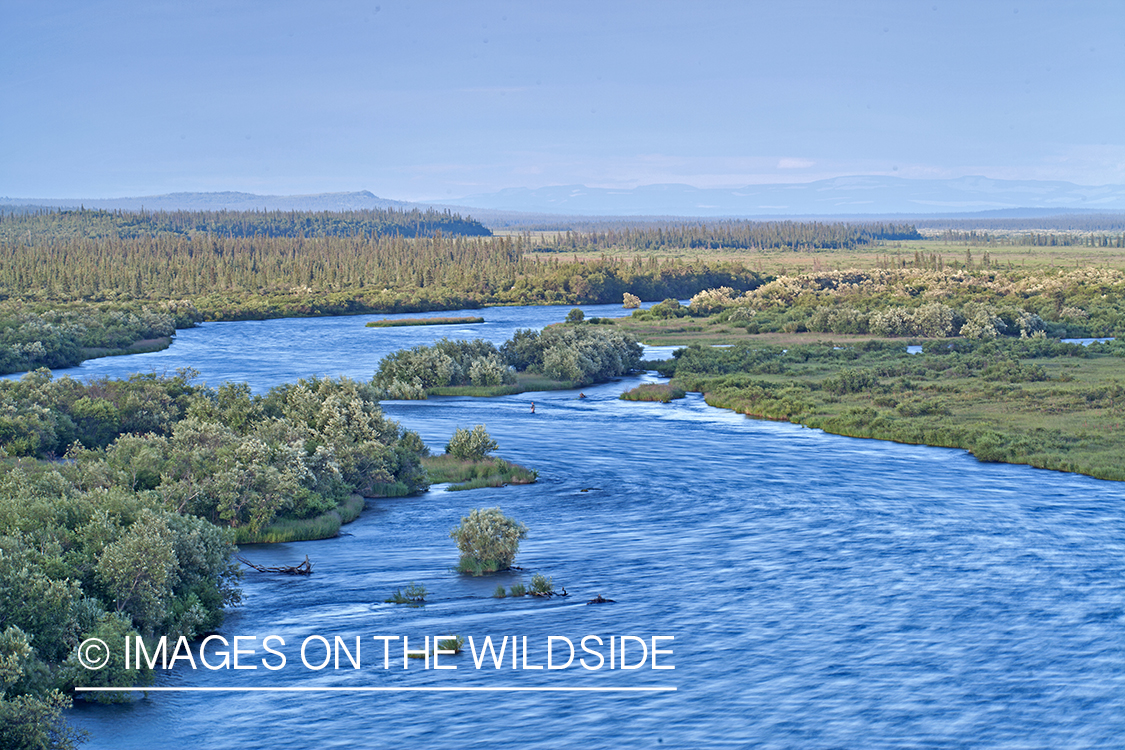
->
xmin=587 ymin=595 xmax=615 ymax=605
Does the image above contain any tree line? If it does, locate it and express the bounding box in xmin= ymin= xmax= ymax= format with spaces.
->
xmin=0 ymin=206 xmax=492 ymax=241
xmin=528 ymin=221 xmax=922 ymax=252
xmin=928 ymin=229 xmax=1125 ymax=247
xmin=0 ymin=229 xmax=767 ymax=322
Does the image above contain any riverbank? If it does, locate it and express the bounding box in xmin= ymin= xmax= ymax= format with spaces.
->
xmin=234 ymin=455 xmax=539 ymax=544
xmin=630 ymin=336 xmax=1125 ymax=482
xmin=235 ymin=493 xmax=368 ymax=544
xmin=79 ymin=335 xmax=173 ymax=360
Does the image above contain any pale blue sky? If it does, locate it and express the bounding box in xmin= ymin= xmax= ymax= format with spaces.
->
xmin=2 ymin=0 xmax=1122 ymax=200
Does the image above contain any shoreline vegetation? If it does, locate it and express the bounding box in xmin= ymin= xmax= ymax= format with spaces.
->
xmin=646 ymin=338 xmax=1124 ymax=482
xmin=621 ymin=335 xmax=1125 ymax=483
xmin=365 ymin=316 xmax=485 ymax=328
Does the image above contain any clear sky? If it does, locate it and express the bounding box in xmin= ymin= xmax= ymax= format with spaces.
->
xmin=2 ymin=0 xmax=1122 ymax=201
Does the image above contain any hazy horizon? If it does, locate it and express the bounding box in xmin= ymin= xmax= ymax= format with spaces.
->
xmin=3 ymin=1 xmax=1122 ymax=201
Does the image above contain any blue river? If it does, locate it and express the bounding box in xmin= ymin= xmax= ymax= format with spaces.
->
xmin=50 ymin=303 xmax=1125 ymax=749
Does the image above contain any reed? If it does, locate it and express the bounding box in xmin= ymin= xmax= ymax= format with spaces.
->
xmin=235 ymin=495 xmax=365 ymax=544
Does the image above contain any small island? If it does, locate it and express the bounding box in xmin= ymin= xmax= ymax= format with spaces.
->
xmin=365 ymin=316 xmax=485 ymax=328
xmin=421 ymin=425 xmax=538 ymax=490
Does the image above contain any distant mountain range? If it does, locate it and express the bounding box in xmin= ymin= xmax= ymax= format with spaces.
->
xmin=451 ymin=176 xmax=1125 ymax=217
xmin=4 ymin=176 xmax=1124 ymax=219
xmin=0 ymin=190 xmax=410 ymax=213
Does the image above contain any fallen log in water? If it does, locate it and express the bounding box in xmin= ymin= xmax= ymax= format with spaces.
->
xmin=236 ymin=554 xmax=313 ymax=575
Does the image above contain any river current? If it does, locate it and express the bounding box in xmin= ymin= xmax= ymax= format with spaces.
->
xmin=49 ymin=304 xmax=1125 ymax=749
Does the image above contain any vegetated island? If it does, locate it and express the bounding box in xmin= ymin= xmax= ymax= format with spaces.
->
xmin=365 ymin=316 xmax=485 ymax=328
xmin=420 ymin=425 xmax=537 ymax=491
xmin=620 ymin=382 xmax=687 ymax=403
xmin=372 ymin=323 xmax=643 ymax=398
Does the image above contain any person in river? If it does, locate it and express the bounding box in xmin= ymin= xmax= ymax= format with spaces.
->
xmin=579 ymin=392 xmax=586 ymax=399
xmin=530 ymin=401 xmax=535 ymax=413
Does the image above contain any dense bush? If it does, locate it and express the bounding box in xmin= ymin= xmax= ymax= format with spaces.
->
xmin=500 ymin=326 xmax=643 ymax=385
xmin=373 ymin=339 xmax=515 ymax=398
xmin=449 ymin=507 xmax=528 ymax=575
xmin=373 ymin=327 xmax=643 ymax=395
xmin=0 ymin=371 xmax=429 ymax=529
xmin=0 ymin=304 xmax=196 ymax=375
xmin=445 ymin=425 xmax=499 ymax=461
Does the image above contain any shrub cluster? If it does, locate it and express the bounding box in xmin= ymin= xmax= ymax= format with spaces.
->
xmin=445 ymin=425 xmax=499 ymax=461
xmin=373 ymin=339 xmax=515 ymax=398
xmin=449 ymin=507 xmax=528 ymax=575
xmin=0 ymin=372 xmax=429 ymax=531
xmin=500 ymin=326 xmax=643 ymax=385
xmin=0 ymin=303 xmax=199 ymax=375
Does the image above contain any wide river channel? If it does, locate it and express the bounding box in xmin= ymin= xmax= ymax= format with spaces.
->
xmin=45 ymin=303 xmax=1125 ymax=749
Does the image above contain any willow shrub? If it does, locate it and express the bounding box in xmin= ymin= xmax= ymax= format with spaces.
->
xmin=450 ymin=507 xmax=528 ymax=575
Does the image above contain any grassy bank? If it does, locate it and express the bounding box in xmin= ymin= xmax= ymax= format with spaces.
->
xmin=636 ymin=337 xmax=1125 ymax=482
xmin=365 ymin=316 xmax=485 ymax=327
xmin=426 ymin=372 xmax=579 ymax=397
xmin=422 ymin=454 xmax=538 ymax=490
xmin=236 ymin=494 xmax=367 ymax=544
xmin=79 ymin=335 xmax=173 ymax=360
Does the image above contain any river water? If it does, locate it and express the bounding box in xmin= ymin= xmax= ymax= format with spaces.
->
xmin=57 ymin=304 xmax=1125 ymax=749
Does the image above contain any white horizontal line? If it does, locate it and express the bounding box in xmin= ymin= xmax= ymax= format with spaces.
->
xmin=76 ymin=686 xmax=676 ymax=693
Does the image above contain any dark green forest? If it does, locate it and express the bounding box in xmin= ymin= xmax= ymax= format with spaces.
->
xmin=0 ymin=223 xmax=765 ymax=318
xmin=0 ymin=206 xmax=491 ymax=241
xmin=526 ymin=221 xmax=922 ymax=252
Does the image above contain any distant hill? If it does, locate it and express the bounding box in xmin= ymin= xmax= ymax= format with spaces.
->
xmin=448 ymin=176 xmax=1125 ymax=217
xmin=0 ymin=190 xmax=411 ymax=212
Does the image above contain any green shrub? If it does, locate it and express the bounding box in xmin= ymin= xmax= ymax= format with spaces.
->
xmin=450 ymin=507 xmax=527 ymax=575
xmin=530 ymin=573 xmax=553 ymax=596
xmin=445 ymin=425 xmax=499 ymax=461
xmin=508 ymin=582 xmax=527 ymax=597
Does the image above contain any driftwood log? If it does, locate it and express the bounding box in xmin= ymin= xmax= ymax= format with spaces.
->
xmin=236 ymin=554 xmax=313 ymax=576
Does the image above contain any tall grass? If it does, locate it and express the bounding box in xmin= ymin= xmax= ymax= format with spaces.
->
xmin=235 ymin=494 xmax=365 ymax=544
xmin=422 ymin=455 xmax=538 ymax=490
